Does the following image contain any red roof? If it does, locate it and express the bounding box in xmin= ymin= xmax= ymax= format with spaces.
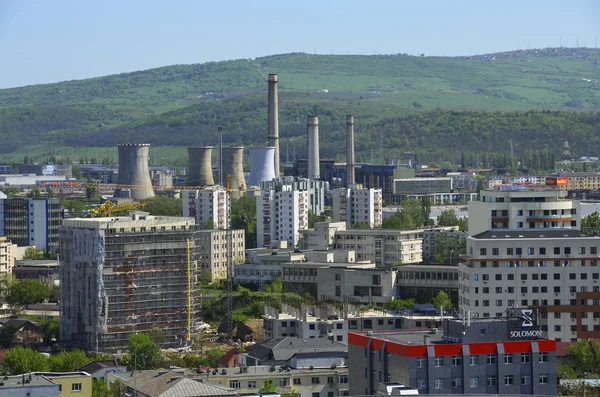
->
xmin=218 ymin=348 xmax=240 ymax=367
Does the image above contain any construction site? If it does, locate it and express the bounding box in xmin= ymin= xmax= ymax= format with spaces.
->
xmin=59 ymin=212 xmax=201 ymax=353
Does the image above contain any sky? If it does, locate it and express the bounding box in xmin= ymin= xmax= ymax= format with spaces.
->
xmin=0 ymin=0 xmax=598 ymax=88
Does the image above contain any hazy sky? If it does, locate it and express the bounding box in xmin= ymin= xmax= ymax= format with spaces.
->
xmin=0 ymin=0 xmax=598 ymax=88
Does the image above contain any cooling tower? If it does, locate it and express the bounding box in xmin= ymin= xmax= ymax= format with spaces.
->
xmin=267 ymin=74 xmax=280 ymax=177
xmin=307 ymin=116 xmax=320 ymax=180
xmin=114 ymin=144 xmax=155 ymax=200
xmin=346 ymin=115 xmax=355 ymax=187
xmin=187 ymin=146 xmax=214 ymax=186
xmin=221 ymin=147 xmax=245 ymax=199
xmin=248 ymin=147 xmax=276 ymax=187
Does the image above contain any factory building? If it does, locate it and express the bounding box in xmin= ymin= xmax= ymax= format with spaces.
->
xmin=332 ymin=186 xmax=382 ymax=228
xmin=0 ymin=197 xmax=62 ymax=255
xmin=348 ymin=317 xmax=557 ymax=396
xmin=195 ymin=229 xmax=245 ymax=283
xmin=181 ymin=187 xmax=230 ymax=230
xmin=257 ymin=177 xmax=326 ymax=248
xmin=59 ymin=212 xmax=197 ymax=352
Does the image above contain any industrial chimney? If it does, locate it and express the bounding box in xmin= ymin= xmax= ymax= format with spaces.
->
xmin=267 ymin=74 xmax=280 ymax=177
xmin=248 ymin=147 xmax=276 ymax=187
xmin=221 ymin=147 xmax=245 ymax=200
xmin=114 ymin=144 xmax=155 ymax=200
xmin=307 ymin=116 xmax=320 ymax=180
xmin=187 ymin=146 xmax=214 ymax=186
xmin=346 ymin=115 xmax=355 ymax=187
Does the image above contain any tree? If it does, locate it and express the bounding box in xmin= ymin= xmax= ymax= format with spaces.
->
xmin=351 ymin=221 xmax=371 ymax=229
xmin=203 ymin=219 xmax=215 ymax=230
xmin=308 ymin=211 xmax=327 ymax=228
xmin=92 ymin=378 xmax=109 ymax=397
xmin=432 ymin=236 xmax=448 ymax=264
xmin=6 ymin=186 xmax=21 ymax=197
xmin=259 ymin=380 xmax=279 ymax=393
xmin=384 ymin=298 xmax=415 ymax=310
xmin=27 ymin=186 xmax=41 ymax=198
xmin=431 ymin=290 xmax=452 ymax=310
xmin=264 ymin=278 xmax=283 ymax=294
xmin=0 ymin=325 xmax=18 ymax=348
xmin=62 ymin=199 xmax=86 ymax=217
xmin=49 ymin=349 xmax=90 ymax=372
xmin=6 ymin=279 xmax=52 ymax=314
xmin=144 ymin=196 xmax=182 ymax=216
xmin=23 ymin=246 xmax=45 ymax=260
xmin=204 ymin=347 xmax=223 ymax=368
xmin=457 ymin=217 xmax=468 ymax=232
xmin=437 ymin=209 xmax=459 ymax=227
xmin=41 ymin=319 xmax=59 ymax=343
xmin=231 ymin=196 xmax=257 ymax=248
xmin=123 ymin=333 xmax=162 ymax=370
xmin=582 ymin=211 xmax=600 ymax=233
xmin=420 ymin=197 xmax=431 ymax=226
xmin=2 ymin=346 xmax=50 ymax=375
xmin=72 ymin=164 xmax=83 ymax=179
xmin=566 ymin=339 xmax=600 ymax=373
xmin=46 ymin=187 xmax=54 ymax=198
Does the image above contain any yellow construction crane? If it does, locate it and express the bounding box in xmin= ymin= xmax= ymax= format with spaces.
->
xmin=87 ymin=200 xmax=147 ymax=217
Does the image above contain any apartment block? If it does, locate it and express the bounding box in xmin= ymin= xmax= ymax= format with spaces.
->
xmin=348 ymin=319 xmax=557 ymax=396
xmin=334 ymin=229 xmax=424 ymax=266
xmin=0 ymin=197 xmax=62 ymax=254
xmin=235 ymin=241 xmax=303 ymax=288
xmin=59 ymin=212 xmax=197 ymax=352
xmin=0 ymin=237 xmax=15 ymax=274
xmin=458 ymin=229 xmax=600 ymax=342
xmin=196 ymin=229 xmax=245 ymax=282
xmin=299 ymin=222 xmax=347 ymax=251
xmin=563 ymin=172 xmax=600 ymax=191
xmin=468 ymin=184 xmax=580 ymax=236
xmin=332 ymin=186 xmax=382 ymax=228
xmin=181 ymin=187 xmax=230 ymax=230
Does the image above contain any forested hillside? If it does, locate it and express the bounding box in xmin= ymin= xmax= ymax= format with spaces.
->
xmin=1 ymin=47 xmax=599 ymax=163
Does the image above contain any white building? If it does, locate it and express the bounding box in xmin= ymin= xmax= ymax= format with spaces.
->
xmin=0 ymin=198 xmax=63 ymax=254
xmin=468 ymin=185 xmax=580 ymax=236
xmin=299 ymin=222 xmax=347 ymax=251
xmin=0 ymin=237 xmax=15 ymax=274
xmin=235 ymin=241 xmax=303 ymax=287
xmin=458 ymin=229 xmax=600 ymax=342
xmin=332 ymin=186 xmax=382 ymax=228
xmin=196 ymin=229 xmax=245 ymax=282
xmin=181 ymin=187 xmax=230 ymax=230
xmin=260 ymin=177 xmax=326 ymax=215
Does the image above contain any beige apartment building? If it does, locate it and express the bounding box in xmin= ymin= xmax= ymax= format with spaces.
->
xmin=196 ymin=229 xmax=245 ymax=282
xmin=459 ymin=229 xmax=600 ymax=342
xmin=0 ymin=237 xmax=15 ymax=274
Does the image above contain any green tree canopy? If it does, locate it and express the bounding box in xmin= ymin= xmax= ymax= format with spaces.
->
xmin=144 ymin=196 xmax=182 ymax=216
xmin=566 ymin=339 xmax=600 ymax=373
xmin=49 ymin=349 xmax=90 ymax=372
xmin=259 ymin=380 xmax=279 ymax=393
xmin=2 ymin=346 xmax=50 ymax=375
xmin=22 ymin=247 xmax=45 ymax=260
xmin=437 ymin=209 xmax=459 ymax=227
xmin=582 ymin=211 xmax=600 ymax=233
xmin=308 ymin=211 xmax=327 ymax=228
xmin=231 ymin=196 xmax=257 ymax=248
xmin=384 ymin=298 xmax=415 ymax=310
xmin=6 ymin=279 xmax=52 ymax=314
xmin=62 ymin=199 xmax=86 ymax=217
xmin=123 ymin=332 xmax=162 ymax=370
xmin=0 ymin=326 xmax=18 ymax=348
xmin=431 ymin=290 xmax=453 ymax=310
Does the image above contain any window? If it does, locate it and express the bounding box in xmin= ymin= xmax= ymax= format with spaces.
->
xmin=516 ymin=248 xmax=522 ymax=255
xmin=339 ymin=375 xmax=348 ymax=384
xmin=554 ymin=247 xmax=561 ymax=255
xmin=452 ymin=356 xmax=461 ymax=366
xmin=311 ymin=377 xmax=320 ymax=384
xmin=540 ymin=247 xmax=546 ymax=255
xmin=417 ymin=380 xmax=427 ymax=390
xmin=280 ymin=379 xmax=290 ymax=387
xmin=487 ymin=354 xmax=496 ymax=365
xmin=293 ymin=379 xmax=301 ymax=385
xmin=453 ymin=377 xmax=462 ymax=388
xmin=504 ymin=375 xmax=514 ymax=386
xmin=554 ymin=273 xmax=561 ymax=280
xmin=470 ymin=376 xmax=479 ymax=388
xmin=309 ymin=324 xmax=315 ymax=330
xmin=522 ymin=375 xmax=531 ymax=385
xmin=539 ymin=352 xmax=548 ymax=363
xmin=580 ymin=247 xmax=586 ymax=254
xmin=496 ymin=274 xmax=502 ymax=281
xmin=248 ymin=381 xmax=257 ymax=388
xmin=521 ymin=353 xmax=530 ymax=363
xmin=528 ymin=247 xmax=535 ymax=255
xmin=327 ymin=376 xmax=334 ymax=384
xmin=435 ymin=357 xmax=444 ymax=367
xmin=470 ymin=355 xmax=479 ymax=366
xmin=539 ymin=374 xmax=549 ymax=384
xmin=230 ymin=380 xmax=241 ymax=388
xmin=480 ymin=248 xmax=487 ymax=255
xmin=487 ymin=376 xmax=497 ymax=386
xmin=417 ymin=357 xmax=426 ymax=368
xmin=504 ymin=355 xmax=513 ymax=364
xmin=592 ymin=247 xmax=598 ymax=254
xmin=492 ymin=248 xmax=499 ymax=256
xmin=435 ymin=378 xmax=444 ymax=390
xmin=72 ymin=383 xmax=82 ymax=392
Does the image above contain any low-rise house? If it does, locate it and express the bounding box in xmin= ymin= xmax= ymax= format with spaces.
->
xmin=241 ymin=336 xmax=347 ymax=367
xmin=218 ymin=348 xmax=240 ymax=368
xmin=77 ymin=360 xmax=127 ymax=380
xmin=0 ymin=318 xmax=45 ymax=345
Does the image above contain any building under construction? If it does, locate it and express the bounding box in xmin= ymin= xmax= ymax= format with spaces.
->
xmin=59 ymin=211 xmax=199 ymax=353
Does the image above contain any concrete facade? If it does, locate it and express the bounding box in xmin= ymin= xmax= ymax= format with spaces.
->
xmin=187 ymin=146 xmax=214 ymax=186
xmin=332 ymin=187 xmax=382 ymax=228
xmin=0 ymin=197 xmax=62 ymax=255
xmin=196 ymin=229 xmax=245 ymax=282
xmin=182 ymin=188 xmax=231 ymax=230
xmin=0 ymin=237 xmax=15 ymax=274
xmin=59 ymin=212 xmax=197 ymax=352
xmin=299 ymin=222 xmax=347 ymax=251
xmin=114 ymin=143 xmax=155 ymax=200
xmin=396 ymin=264 xmax=459 ymax=303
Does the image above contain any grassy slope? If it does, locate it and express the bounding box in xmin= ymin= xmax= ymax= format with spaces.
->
xmin=0 ymin=48 xmax=599 ymax=162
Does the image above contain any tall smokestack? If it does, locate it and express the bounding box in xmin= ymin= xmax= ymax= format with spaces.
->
xmin=307 ymin=116 xmax=320 ymax=180
xmin=114 ymin=144 xmax=155 ymax=200
xmin=221 ymin=147 xmax=245 ymax=200
xmin=346 ymin=115 xmax=355 ymax=187
xmin=187 ymin=146 xmax=214 ymax=186
xmin=249 ymin=147 xmax=276 ymax=187
xmin=268 ymin=74 xmax=280 ymax=177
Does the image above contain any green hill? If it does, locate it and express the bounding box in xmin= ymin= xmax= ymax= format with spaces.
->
xmin=1 ymin=47 xmax=599 ymax=164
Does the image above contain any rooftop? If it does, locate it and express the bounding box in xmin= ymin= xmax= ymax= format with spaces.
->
xmin=14 ymin=259 xmax=58 ymax=268
xmin=471 ymin=229 xmax=595 ymax=240
xmin=0 ymin=373 xmax=57 ymax=388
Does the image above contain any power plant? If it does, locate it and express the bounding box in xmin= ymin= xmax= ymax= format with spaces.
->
xmin=248 ymin=147 xmax=277 ymax=187
xmin=221 ymin=147 xmax=245 ymax=199
xmin=346 ymin=115 xmax=355 ymax=187
xmin=187 ymin=146 xmax=215 ymax=186
xmin=307 ymin=116 xmax=320 ymax=180
xmin=267 ymin=74 xmax=280 ymax=177
xmin=114 ymin=144 xmax=155 ymax=200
